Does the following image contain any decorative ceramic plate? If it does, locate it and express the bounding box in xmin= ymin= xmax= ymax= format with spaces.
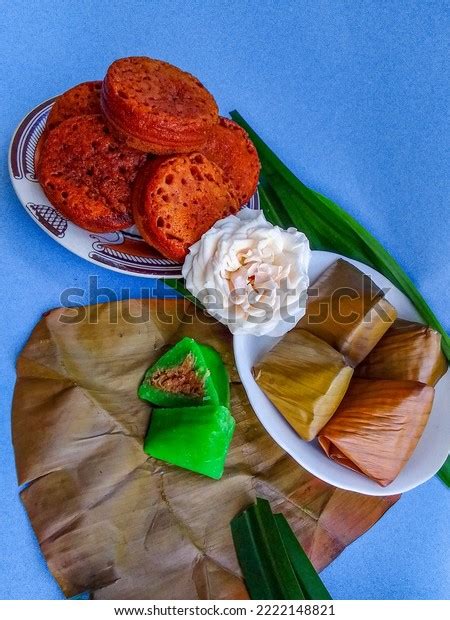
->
xmin=9 ymin=97 xmax=260 ymax=278
xmin=234 ymin=251 xmax=450 ymax=496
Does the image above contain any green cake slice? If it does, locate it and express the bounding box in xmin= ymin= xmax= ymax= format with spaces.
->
xmin=144 ymin=405 xmax=235 ymax=479
xmin=138 ymin=337 xmax=229 ymax=408
xmin=197 ymin=343 xmax=230 ymax=408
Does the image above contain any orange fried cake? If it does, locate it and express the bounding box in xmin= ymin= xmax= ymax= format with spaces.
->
xmin=36 ymin=81 xmax=103 ymax=168
xmin=37 ymin=114 xmax=146 ymax=232
xmin=101 ymin=56 xmax=218 ymax=153
xmin=202 ymin=117 xmax=260 ymax=206
xmin=46 ymin=81 xmax=102 ymax=132
xmin=132 ymin=153 xmax=239 ymax=261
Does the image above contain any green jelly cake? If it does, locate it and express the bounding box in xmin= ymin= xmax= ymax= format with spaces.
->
xmin=138 ymin=337 xmax=229 ymax=408
xmin=144 ymin=404 xmax=235 ymax=480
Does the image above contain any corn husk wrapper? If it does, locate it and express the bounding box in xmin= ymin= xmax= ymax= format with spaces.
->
xmin=299 ymin=259 xmax=397 ymax=366
xmin=355 ymin=319 xmax=448 ymax=386
xmin=318 ymin=378 xmax=434 ymax=487
xmin=12 ymin=300 xmax=398 ymax=599
xmin=254 ymin=329 xmax=354 ymax=441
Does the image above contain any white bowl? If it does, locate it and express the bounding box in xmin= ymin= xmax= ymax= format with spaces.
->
xmin=233 ymin=251 xmax=450 ymax=495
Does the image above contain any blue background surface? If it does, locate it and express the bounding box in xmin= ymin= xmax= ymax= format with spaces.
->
xmin=1 ymin=0 xmax=449 ymax=600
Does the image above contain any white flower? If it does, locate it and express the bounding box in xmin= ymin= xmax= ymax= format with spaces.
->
xmin=182 ymin=208 xmax=311 ymax=336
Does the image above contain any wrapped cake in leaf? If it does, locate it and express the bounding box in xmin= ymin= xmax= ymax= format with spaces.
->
xmin=298 ymin=259 xmax=397 ymax=366
xmin=318 ymin=378 xmax=434 ymax=486
xmin=355 ymin=319 xmax=447 ymax=386
xmin=138 ymin=337 xmax=229 ymax=407
xmin=253 ymin=328 xmax=354 ymax=441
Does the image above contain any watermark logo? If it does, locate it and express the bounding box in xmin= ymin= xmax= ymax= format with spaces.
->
xmin=58 ymin=275 xmax=392 ymax=328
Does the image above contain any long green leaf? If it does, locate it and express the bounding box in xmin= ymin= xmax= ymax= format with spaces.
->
xmin=274 ymin=514 xmax=332 ymax=600
xmin=231 ymin=498 xmax=305 ymax=599
xmin=258 ymin=175 xmax=292 ymax=229
xmin=230 ymin=110 xmax=449 ymax=360
xmin=230 ymin=508 xmax=276 ymax=599
xmin=163 ymin=278 xmax=204 ymax=309
xmin=437 ymin=456 xmax=450 ymax=487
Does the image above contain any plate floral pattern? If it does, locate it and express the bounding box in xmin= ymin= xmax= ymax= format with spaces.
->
xmin=9 ymin=98 xmax=260 ymax=278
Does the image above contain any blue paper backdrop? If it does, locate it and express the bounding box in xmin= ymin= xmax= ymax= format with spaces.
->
xmin=1 ymin=0 xmax=449 ymax=600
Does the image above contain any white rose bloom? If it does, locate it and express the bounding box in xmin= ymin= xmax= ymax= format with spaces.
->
xmin=182 ymin=208 xmax=311 ymax=336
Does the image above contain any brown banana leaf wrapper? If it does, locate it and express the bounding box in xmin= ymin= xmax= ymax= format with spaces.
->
xmin=299 ymin=259 xmax=397 ymax=367
xmin=319 ymin=378 xmax=434 ymax=487
xmin=254 ymin=328 xmax=354 ymax=441
xmin=355 ymin=319 xmax=448 ymax=386
xmin=13 ymin=300 xmax=399 ymax=599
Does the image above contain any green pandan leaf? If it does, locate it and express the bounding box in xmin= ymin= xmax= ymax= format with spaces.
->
xmin=437 ymin=456 xmax=450 ymax=487
xmin=163 ymin=278 xmax=202 ymax=307
xmin=231 ymin=498 xmax=306 ymax=600
xmin=274 ymin=514 xmax=332 ymax=600
xmin=231 ymin=498 xmax=332 ymax=600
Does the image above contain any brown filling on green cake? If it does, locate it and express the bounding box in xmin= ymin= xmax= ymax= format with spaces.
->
xmin=150 ymin=354 xmax=205 ymax=397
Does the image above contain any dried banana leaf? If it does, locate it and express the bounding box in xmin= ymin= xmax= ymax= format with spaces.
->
xmin=355 ymin=319 xmax=447 ymax=386
xmin=12 ymin=300 xmax=398 ymax=599
xmin=298 ymin=259 xmax=397 ymax=366
xmin=253 ymin=328 xmax=353 ymax=441
xmin=319 ymin=378 xmax=434 ymax=487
